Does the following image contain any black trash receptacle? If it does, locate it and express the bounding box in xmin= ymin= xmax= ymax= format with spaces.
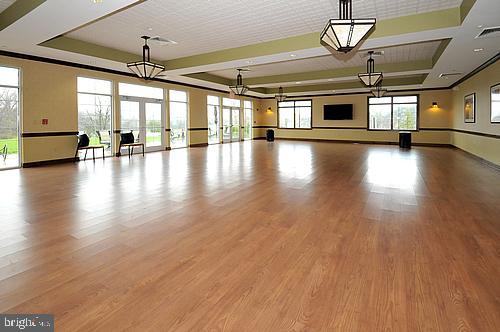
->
xmin=399 ymin=131 xmax=411 ymax=149
xmin=266 ymin=129 xmax=275 ymax=142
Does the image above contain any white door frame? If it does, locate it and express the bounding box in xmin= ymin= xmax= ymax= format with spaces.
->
xmin=119 ymin=95 xmax=165 ymax=153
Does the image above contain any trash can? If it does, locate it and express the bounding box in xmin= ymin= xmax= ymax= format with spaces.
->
xmin=266 ymin=129 xmax=275 ymax=142
xmin=399 ymin=131 xmax=411 ymax=149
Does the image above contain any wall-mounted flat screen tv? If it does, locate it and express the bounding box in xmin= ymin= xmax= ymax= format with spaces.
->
xmin=323 ymin=104 xmax=353 ymax=120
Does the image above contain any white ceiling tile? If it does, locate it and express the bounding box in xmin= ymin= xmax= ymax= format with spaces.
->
xmin=67 ymin=0 xmax=462 ymax=60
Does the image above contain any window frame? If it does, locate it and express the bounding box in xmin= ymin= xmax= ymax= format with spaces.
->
xmin=77 ymin=76 xmax=114 ymax=156
xmin=207 ymin=95 xmax=221 ymax=144
xmin=367 ymin=95 xmax=420 ymax=131
xmin=278 ymin=99 xmax=313 ymax=129
xmin=0 ymin=64 xmax=22 ymax=170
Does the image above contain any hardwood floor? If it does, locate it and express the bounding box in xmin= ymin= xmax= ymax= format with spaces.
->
xmin=0 ymin=141 xmax=499 ymax=331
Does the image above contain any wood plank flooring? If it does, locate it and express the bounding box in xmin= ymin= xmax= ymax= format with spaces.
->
xmin=0 ymin=141 xmax=499 ymax=331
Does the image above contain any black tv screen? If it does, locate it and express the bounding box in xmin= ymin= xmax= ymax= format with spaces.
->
xmin=324 ymin=104 xmax=353 ymax=120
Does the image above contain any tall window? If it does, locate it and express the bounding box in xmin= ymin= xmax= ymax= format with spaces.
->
xmin=207 ymin=96 xmax=220 ymax=144
xmin=169 ymin=90 xmax=188 ymax=148
xmin=368 ymin=96 xmax=418 ymax=130
xmin=77 ymin=77 xmax=113 ymax=156
xmin=0 ymin=66 xmax=20 ymax=169
xmin=278 ymin=100 xmax=312 ymax=129
xmin=243 ymin=100 xmax=253 ymax=140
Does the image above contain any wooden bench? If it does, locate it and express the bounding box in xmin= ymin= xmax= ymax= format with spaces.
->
xmin=75 ymin=145 xmax=105 ymax=161
xmin=119 ymin=142 xmax=144 ymax=158
xmin=119 ymin=132 xmax=144 ymax=158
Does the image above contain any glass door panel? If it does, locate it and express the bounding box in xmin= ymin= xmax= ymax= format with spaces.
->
xmin=222 ymin=108 xmax=231 ymax=143
xmin=145 ymin=102 xmax=163 ymax=148
xmin=169 ymin=102 xmax=187 ymax=148
xmin=231 ymin=108 xmax=240 ymax=141
xmin=120 ymin=100 xmax=140 ymax=141
xmin=244 ymin=108 xmax=252 ymax=140
xmin=0 ymin=86 xmax=20 ymax=169
xmin=207 ymin=104 xmax=220 ymax=144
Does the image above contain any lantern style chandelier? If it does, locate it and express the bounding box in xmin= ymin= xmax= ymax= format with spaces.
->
xmin=127 ymin=36 xmax=166 ymax=80
xmin=229 ymin=69 xmax=249 ymax=96
xmin=358 ymin=51 xmax=383 ymax=87
xmin=371 ymin=82 xmax=387 ymax=98
xmin=320 ymin=0 xmax=376 ymax=54
xmin=275 ymin=86 xmax=287 ymax=102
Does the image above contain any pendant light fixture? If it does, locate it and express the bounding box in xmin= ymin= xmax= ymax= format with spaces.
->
xmin=320 ymin=0 xmax=376 ymax=54
xmin=127 ymin=36 xmax=166 ymax=80
xmin=371 ymin=82 xmax=387 ymax=98
xmin=229 ymin=69 xmax=249 ymax=96
xmin=358 ymin=51 xmax=383 ymax=87
xmin=275 ymin=86 xmax=287 ymax=102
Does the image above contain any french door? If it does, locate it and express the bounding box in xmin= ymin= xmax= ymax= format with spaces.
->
xmin=120 ymin=96 xmax=165 ymax=153
xmin=222 ymin=107 xmax=240 ymax=143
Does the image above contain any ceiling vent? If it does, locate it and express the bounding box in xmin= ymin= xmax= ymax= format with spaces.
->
xmin=150 ymin=36 xmax=177 ymax=46
xmin=476 ymin=26 xmax=500 ymax=39
xmin=439 ymin=72 xmax=463 ymax=79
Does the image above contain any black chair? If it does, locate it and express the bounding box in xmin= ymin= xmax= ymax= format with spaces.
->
xmin=119 ymin=132 xmax=144 ymax=158
xmin=74 ymin=133 xmax=105 ymax=161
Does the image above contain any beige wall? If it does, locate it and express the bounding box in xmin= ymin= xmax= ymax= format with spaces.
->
xmin=1 ymin=53 xmax=498 ymax=167
xmin=0 ymin=55 xmax=257 ymax=163
xmin=450 ymin=60 xmax=500 ymax=166
xmin=256 ymin=90 xmax=453 ymax=145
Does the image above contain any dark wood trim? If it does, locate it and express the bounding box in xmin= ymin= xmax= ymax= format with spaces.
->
xmin=419 ymin=127 xmax=450 ymax=131
xmin=253 ymin=137 xmax=266 ymax=140
xmin=451 ymin=52 xmax=500 ymax=88
xmin=451 ymin=128 xmax=500 ymax=139
xmin=0 ymin=50 xmax=231 ymax=96
xmin=274 ymin=137 xmax=453 ymax=148
xmin=165 ymin=128 xmax=171 ymax=132
xmin=166 ymin=147 xmax=172 ymax=151
xmin=189 ymin=143 xmax=209 ymax=148
xmin=23 ymin=157 xmax=76 ymax=168
xmin=22 ymin=131 xmax=78 ymax=138
xmin=188 ymin=128 xmax=208 ymax=131
xmin=453 ymin=146 xmax=500 ymax=172
xmin=313 ymin=126 xmax=366 ymax=130
xmin=252 ymin=126 xmax=278 ymax=129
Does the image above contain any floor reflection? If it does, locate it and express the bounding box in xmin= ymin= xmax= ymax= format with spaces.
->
xmin=365 ymin=149 xmax=419 ymax=190
xmin=277 ymin=143 xmax=313 ymax=181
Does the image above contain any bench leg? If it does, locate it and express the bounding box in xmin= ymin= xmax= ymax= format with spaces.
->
xmin=142 ymin=144 xmax=145 ymax=157
xmin=84 ymin=149 xmax=88 ymax=161
xmin=102 ymin=147 xmax=105 ymax=160
xmin=93 ymin=148 xmax=95 ymax=162
xmin=74 ymin=147 xmax=79 ymax=161
xmin=128 ymin=146 xmax=131 ymax=159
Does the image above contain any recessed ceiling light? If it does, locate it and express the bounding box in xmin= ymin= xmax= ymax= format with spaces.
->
xmin=246 ymin=60 xmax=253 ymax=64
xmin=473 ymin=48 xmax=484 ymax=52
xmin=92 ymin=0 xmax=103 ymax=3
xmin=290 ymin=54 xmax=296 ymax=57
xmin=147 ymin=27 xmax=153 ymax=31
xmin=328 ymin=79 xmax=334 ymax=81
xmin=296 ymin=81 xmax=302 ymax=84
xmin=477 ymin=25 xmax=483 ymax=28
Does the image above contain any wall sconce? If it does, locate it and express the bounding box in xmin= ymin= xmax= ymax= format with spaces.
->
xmin=432 ymin=102 xmax=439 ymax=109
